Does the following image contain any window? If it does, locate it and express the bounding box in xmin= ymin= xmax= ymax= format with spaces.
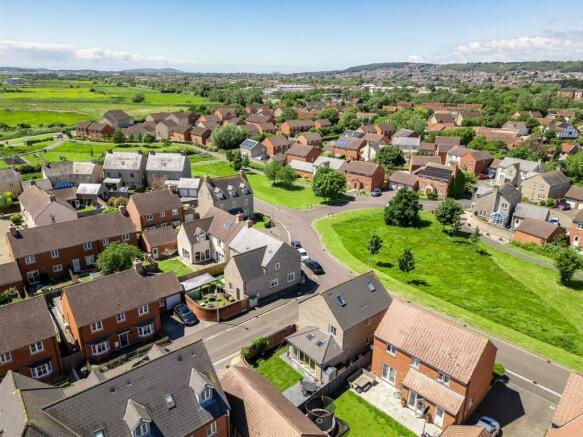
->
xmin=50 ymin=249 xmax=59 ymax=259
xmin=25 ymin=255 xmax=35 ymax=265
xmin=287 ymin=272 xmax=295 ymax=282
xmin=160 ymin=210 xmax=166 ymax=217
xmin=138 ymin=324 xmax=153 ymax=337
xmin=270 ymin=279 xmax=279 ymax=288
xmin=386 ymin=343 xmax=396 ymax=356
xmin=411 ymin=357 xmax=420 ymax=369
xmin=159 ymin=298 xmax=165 ymax=308
xmin=90 ymin=320 xmax=103 ymax=333
xmin=437 ymin=371 xmax=450 ymax=385
xmin=165 ymin=393 xmax=176 ymax=409
xmin=207 ymin=421 xmax=217 ymax=436
xmin=145 ymin=214 xmax=153 ymax=221
xmin=578 ymin=224 xmax=583 ymax=230
xmin=91 ymin=341 xmax=109 ymax=356
xmin=201 ymin=386 xmax=213 ymax=402
xmin=53 ymin=264 xmax=63 ymax=273
xmin=135 ymin=421 xmax=150 ymax=437
xmin=85 ymin=255 xmax=95 ymax=266
xmin=0 ymin=351 xmax=12 ymax=364
xmin=122 ymin=233 xmax=130 ymax=241
xmin=29 ymin=341 xmax=44 ymax=354
xmin=116 ymin=312 xmax=126 ymax=323
xmin=138 ymin=304 xmax=149 ymax=316
xmin=31 ymin=361 xmax=52 ymax=379
xmin=102 ymin=238 xmax=109 ymax=246
xmin=93 ymin=429 xmax=105 ymax=437
xmin=172 ymin=208 xmax=178 ymax=216
xmin=275 ymin=262 xmax=281 ymax=271
xmin=83 ymin=242 xmax=93 ymax=251
xmin=500 ymin=202 xmax=508 ymax=209
xmin=328 ymin=324 xmax=337 ymax=336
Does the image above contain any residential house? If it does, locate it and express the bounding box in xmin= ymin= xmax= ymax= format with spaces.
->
xmin=169 ymin=124 xmax=192 ymax=143
xmin=357 ymin=125 xmax=377 ymax=135
xmin=145 ymin=152 xmax=191 ymax=187
xmin=0 ymin=261 xmax=24 ymax=297
xmin=298 ymin=132 xmax=323 ymax=146
xmin=428 ymin=122 xmax=456 ymax=132
xmin=341 ymin=160 xmax=384 ymax=192
xmin=446 ymin=147 xmax=493 ymax=175
xmin=226 ymin=227 xmax=301 ymax=301
xmin=559 ymin=143 xmax=578 ymax=160
xmin=178 ymin=207 xmax=244 ymax=264
xmin=103 ymin=150 xmax=147 ymax=189
xmin=512 ymin=203 xmax=550 ymax=230
xmin=472 ymin=183 xmax=521 ymax=227
xmin=513 ymin=218 xmax=564 ymax=245
xmin=165 ymin=110 xmax=196 ymax=126
xmin=429 ymin=112 xmax=456 ymax=125
xmin=171 ymin=177 xmax=201 ymax=200
xmin=374 ymin=123 xmax=395 ymax=142
xmin=141 ymin=226 xmax=178 ymax=259
xmin=513 ymin=110 xmax=543 ymax=119
xmin=41 ymin=161 xmax=102 ymax=186
xmin=564 ymin=186 xmax=583 ymax=210
xmin=123 ymin=121 xmax=156 ymax=139
xmin=558 ymin=88 xmax=583 ymax=100
xmin=546 ymin=372 xmax=583 ymax=436
xmin=0 ymin=168 xmax=22 ymax=196
xmin=197 ymin=171 xmax=254 ymax=218
xmin=255 ymin=122 xmax=277 ymax=134
xmin=502 ymin=121 xmax=529 ymax=136
xmin=280 ymin=120 xmax=315 ymax=136
xmin=410 ymin=155 xmax=441 ymax=173
xmin=474 ymin=127 xmax=522 ymax=149
xmin=333 ymin=137 xmax=367 ymax=161
xmin=388 ymin=171 xmax=419 ymax=192
xmin=372 ymin=299 xmax=497 ymax=429
xmin=127 ymin=189 xmax=184 ymax=231
xmin=495 ymin=157 xmax=544 ymax=187
xmin=285 ymin=143 xmax=321 ymax=165
xmin=18 ymin=184 xmax=77 ymax=228
xmin=261 ymin=135 xmax=290 ymax=156
xmin=455 ymin=111 xmax=482 ymax=126
xmin=222 ymin=365 xmax=326 ymax=437
xmin=419 ymin=142 xmax=437 ymax=155
xmin=240 ymin=139 xmax=267 ymax=160
xmin=76 ymin=183 xmax=106 ymax=201
xmin=570 ymin=210 xmax=583 ymax=248
xmin=145 ymin=112 xmax=170 ymax=123
xmin=155 ymin=119 xmax=177 ymax=139
xmin=0 ymin=296 xmax=62 ymax=381
xmin=415 ymin=163 xmax=456 ymax=199
xmin=392 ymin=136 xmax=421 ymax=155
xmin=214 ymin=107 xmax=236 ymax=122
xmin=290 ymin=156 xmax=345 ymax=179
xmin=73 ymin=121 xmax=93 ymax=137
xmin=360 ymin=141 xmax=383 ymax=161
xmin=315 ymin=118 xmax=332 ymax=129
xmin=7 ymin=210 xmax=138 ymax=284
xmin=521 ymin=170 xmax=571 ymax=203
xmin=0 ymin=340 xmax=230 ymax=437
xmin=86 ymin=122 xmax=114 ymax=139
xmin=341 ymin=129 xmax=365 ymax=138
xmin=198 ymin=113 xmax=221 ymax=125
xmin=246 ymin=114 xmax=274 ymax=125
xmin=554 ymin=123 xmax=579 ymax=140
xmin=191 ymin=126 xmax=212 ymax=145
xmin=287 ymin=272 xmax=391 ymax=383
xmin=100 ymin=109 xmax=133 ymax=129
xmin=245 ymin=103 xmax=271 ymax=114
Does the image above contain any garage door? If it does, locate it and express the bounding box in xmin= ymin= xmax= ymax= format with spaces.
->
xmin=165 ymin=293 xmax=182 ymax=310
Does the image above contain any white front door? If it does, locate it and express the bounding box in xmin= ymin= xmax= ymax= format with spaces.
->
xmin=434 ymin=406 xmax=444 ymax=427
xmin=152 ymin=247 xmax=159 ymax=259
xmin=117 ymin=332 xmax=129 ymax=349
xmin=381 ymin=364 xmax=396 ymax=385
xmin=72 ymin=259 xmax=81 ymax=273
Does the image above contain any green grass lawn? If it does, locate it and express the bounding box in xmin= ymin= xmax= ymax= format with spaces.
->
xmin=314 ymin=209 xmax=583 ymax=371
xmin=245 ymin=172 xmax=326 ymax=209
xmin=157 ymin=258 xmax=192 ymax=277
xmin=190 ymin=160 xmax=238 ymax=178
xmin=252 ymin=346 xmax=302 ymax=392
xmin=334 ymin=390 xmax=416 ymax=437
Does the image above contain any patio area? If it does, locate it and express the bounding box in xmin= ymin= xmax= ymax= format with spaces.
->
xmin=280 ymin=351 xmax=321 ymax=406
xmin=356 ymin=379 xmax=442 ymax=437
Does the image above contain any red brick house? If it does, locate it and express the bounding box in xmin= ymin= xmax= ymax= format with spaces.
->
xmin=0 ymin=296 xmax=62 ymax=381
xmin=297 ymin=132 xmax=322 ymax=146
xmin=126 ymin=189 xmax=184 ymax=232
xmin=333 ymin=137 xmax=367 ymax=161
xmin=261 ymin=135 xmax=290 ymax=156
xmin=214 ymin=107 xmax=236 ymax=122
xmin=7 ymin=211 xmax=138 ymax=285
xmin=314 ymin=118 xmax=331 ymax=129
xmin=341 ymin=161 xmax=384 ymax=192
xmin=514 ymin=218 xmax=564 ymax=245
xmin=446 ymin=147 xmax=493 ymax=175
xmin=372 ymin=300 xmax=497 ymax=429
xmin=246 ymin=114 xmax=274 ymax=125
xmin=254 ymin=122 xmax=278 ymax=134
xmin=86 ymin=122 xmax=114 ymax=139
xmin=141 ymin=226 xmax=178 ymax=259
xmin=547 ymin=371 xmax=583 ymax=436
xmin=191 ymin=126 xmax=212 ymax=145
xmin=0 ymin=261 xmax=24 ymax=297
xmin=280 ymin=120 xmax=315 ymax=136
xmin=415 ymin=163 xmax=455 ymax=199
xmin=374 ymin=123 xmax=396 ymax=142
xmin=60 ymin=266 xmax=182 ymax=362
xmin=285 ymin=143 xmax=321 ymax=165
xmin=169 ymin=125 xmax=192 ymax=143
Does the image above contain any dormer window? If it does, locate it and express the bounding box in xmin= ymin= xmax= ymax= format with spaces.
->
xmin=201 ymin=386 xmax=213 ymax=402
xmin=165 ymin=393 xmax=176 ymax=409
xmin=134 ymin=421 xmax=150 ymax=437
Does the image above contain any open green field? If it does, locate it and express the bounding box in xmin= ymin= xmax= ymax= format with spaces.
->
xmin=190 ymin=160 xmax=239 ymax=178
xmin=246 ymin=172 xmax=326 ymax=209
xmin=314 ymin=209 xmax=583 ymax=371
xmin=0 ymin=80 xmax=212 ymax=127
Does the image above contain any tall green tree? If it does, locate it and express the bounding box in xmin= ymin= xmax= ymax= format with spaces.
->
xmin=275 ymin=108 xmax=298 ymax=123
xmin=367 ymin=233 xmax=383 ymax=267
xmin=384 ymin=189 xmax=422 ymax=227
xmin=0 ymin=191 xmax=13 ymax=213
xmin=398 ymin=248 xmax=415 ymax=274
xmin=112 ymin=129 xmax=125 ymax=144
xmin=278 ymin=165 xmax=297 ymax=186
xmin=376 ymin=146 xmax=405 ymax=170
xmin=97 ymin=243 xmax=143 ymax=275
xmin=470 ymin=226 xmax=481 ymax=245
xmin=434 ymin=199 xmax=464 ymax=234
xmin=317 ymin=108 xmax=339 ymax=125
xmin=554 ymin=247 xmax=582 ymax=286
xmin=312 ymin=166 xmax=347 ymax=201
xmin=210 ymin=124 xmax=247 ymax=150
xmin=264 ymin=160 xmax=283 ymax=185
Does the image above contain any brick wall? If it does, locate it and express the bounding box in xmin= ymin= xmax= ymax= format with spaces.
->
xmin=0 ymin=336 xmax=62 ymax=382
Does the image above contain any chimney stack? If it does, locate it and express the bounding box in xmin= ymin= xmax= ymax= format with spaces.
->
xmin=133 ymin=260 xmax=145 ymax=275
xmin=235 ymin=213 xmax=244 ymax=223
xmin=9 ymin=225 xmax=19 ymax=238
xmin=48 ymin=193 xmax=56 ymax=202
xmin=118 ymin=205 xmax=127 ymax=215
xmin=245 ymin=219 xmax=253 ymax=228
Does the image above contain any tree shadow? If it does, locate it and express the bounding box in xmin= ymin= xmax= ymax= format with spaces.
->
xmin=323 ymin=194 xmax=355 ymax=206
xmin=376 ymin=261 xmax=394 ymax=269
xmin=452 ymin=239 xmax=471 ymax=246
xmin=476 ymin=249 xmax=492 ymax=257
xmin=273 ymin=182 xmax=303 ymax=192
xmin=566 ymin=279 xmax=583 ymax=291
xmin=408 ymin=278 xmax=429 ymax=286
xmin=412 ymin=219 xmax=432 ymax=229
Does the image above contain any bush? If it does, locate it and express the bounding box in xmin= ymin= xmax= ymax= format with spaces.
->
xmin=251 ymin=336 xmax=268 ymax=356
xmin=240 ymin=346 xmax=251 ymax=361
xmin=10 ymin=214 xmax=22 ymax=225
xmin=546 ymin=198 xmax=556 ymax=207
xmin=493 ymin=362 xmax=506 ymax=382
xmin=264 ymin=218 xmax=273 ymax=228
xmin=427 ymin=191 xmax=438 ymax=200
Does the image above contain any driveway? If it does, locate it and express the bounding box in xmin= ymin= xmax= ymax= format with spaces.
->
xmin=0 ymin=218 xmax=12 ymax=264
xmin=161 ymin=314 xmax=215 ymax=340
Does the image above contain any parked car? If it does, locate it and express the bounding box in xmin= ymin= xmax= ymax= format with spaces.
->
xmin=549 ymin=217 xmax=560 ymax=225
xmin=371 ymin=188 xmax=382 ymax=197
xmin=174 ymin=303 xmax=198 ymax=326
xmin=557 ymin=200 xmax=571 ymax=210
xmin=476 ymin=416 xmax=501 ymax=436
xmin=291 ymin=240 xmax=302 ymax=249
xmin=297 ymin=248 xmax=309 ymax=261
xmin=303 ymin=258 xmax=324 ymax=275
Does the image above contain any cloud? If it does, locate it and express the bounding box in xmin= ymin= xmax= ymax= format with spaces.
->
xmin=407 ymin=54 xmax=424 ymax=63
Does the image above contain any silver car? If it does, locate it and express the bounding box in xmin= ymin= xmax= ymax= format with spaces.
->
xmin=476 ymin=416 xmax=501 ymax=436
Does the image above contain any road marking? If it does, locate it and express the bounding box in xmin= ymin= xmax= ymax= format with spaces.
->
xmin=213 ymin=352 xmax=239 ymax=366
xmin=506 ymin=369 xmax=562 ymax=398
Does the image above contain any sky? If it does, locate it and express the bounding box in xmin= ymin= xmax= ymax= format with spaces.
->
xmin=1 ymin=0 xmax=583 ymax=73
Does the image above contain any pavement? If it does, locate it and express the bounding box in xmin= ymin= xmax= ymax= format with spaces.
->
xmin=0 ymin=218 xmax=12 ymax=264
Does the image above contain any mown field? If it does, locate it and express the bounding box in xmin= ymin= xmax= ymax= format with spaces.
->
xmin=314 ymin=209 xmax=583 ymax=371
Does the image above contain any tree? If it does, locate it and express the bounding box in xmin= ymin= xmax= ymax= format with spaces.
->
xmin=0 ymin=191 xmax=13 ymax=213
xmin=10 ymin=214 xmax=22 ymax=226
xmin=132 ymin=93 xmax=145 ymax=103
xmin=398 ymin=248 xmax=415 ymax=274
xmin=554 ymin=247 xmax=581 ymax=286
xmin=470 ymin=226 xmax=481 ymax=244
xmin=312 ymin=166 xmax=347 ymax=201
xmin=264 ymin=160 xmax=283 ymax=185
xmin=434 ymin=199 xmax=464 ymax=234
xmin=367 ymin=233 xmax=383 ymax=267
xmin=226 ymin=150 xmax=244 ymax=170
xmin=210 ymin=124 xmax=247 ymax=150
xmin=384 ymin=188 xmax=421 ymax=227
xmin=563 ymin=151 xmax=583 ymax=182
xmin=276 ymin=108 xmax=298 ymax=123
xmin=111 ymin=129 xmax=125 ymax=144
xmin=318 ymin=108 xmax=339 ymax=125
xmin=376 ymin=146 xmax=405 ymax=170
xmin=96 ymin=243 xmax=143 ymax=275
xmin=278 ymin=165 xmax=297 ymax=186
xmin=142 ymin=133 xmax=155 ymax=143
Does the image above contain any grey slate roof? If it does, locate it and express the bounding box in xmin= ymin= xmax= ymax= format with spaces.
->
xmin=181 ymin=207 xmax=243 ymax=244
xmin=538 ymin=169 xmax=570 ymax=187
xmin=103 ymin=151 xmax=145 ymax=171
xmin=321 ymin=272 xmax=391 ymax=331
xmin=497 ymin=157 xmax=542 ymax=173
xmin=516 ymin=218 xmax=560 ymax=239
xmin=202 ymin=173 xmax=253 ymax=202
xmin=229 ymin=227 xmax=285 ymax=267
xmin=497 ymin=183 xmax=522 ymax=204
xmin=142 ymin=226 xmax=178 ymax=248
xmin=146 ymin=152 xmax=187 ymax=172
xmin=513 ymin=203 xmax=550 ymax=221
xmin=286 ymin=326 xmax=342 ymax=365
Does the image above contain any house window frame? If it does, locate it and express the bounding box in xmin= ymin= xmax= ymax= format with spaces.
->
xmin=25 ymin=255 xmax=35 ymax=265
xmin=201 ymin=386 xmax=213 ymax=402
xmin=29 ymin=341 xmax=44 ymax=355
xmin=83 ymin=242 xmax=93 ymax=251
xmin=275 ymin=262 xmax=281 ymax=271
xmin=50 ymin=249 xmax=59 ymax=259
xmin=138 ymin=304 xmax=149 ymax=316
xmin=386 ymin=343 xmax=396 ymax=356
xmin=91 ymin=341 xmax=109 ymax=356
xmin=437 ymin=371 xmax=450 ymax=386
xmin=122 ymin=233 xmax=130 ymax=241
xmin=207 ymin=420 xmax=217 ymax=437
xmin=134 ymin=421 xmax=150 ymax=437
xmin=172 ymin=208 xmax=179 ymax=216
xmin=138 ymin=323 xmax=154 ymax=337
xmin=270 ymin=278 xmax=279 ymax=288
xmin=90 ymin=320 xmax=103 ymax=333
xmin=411 ymin=356 xmax=420 ymax=369
xmin=0 ymin=351 xmax=12 ymax=364
xmin=145 ymin=213 xmax=153 ymax=221
xmin=287 ymin=271 xmax=296 ymax=283
xmin=159 ymin=210 xmax=166 ymax=218
xmin=85 ymin=255 xmax=95 ymax=266
xmin=116 ymin=312 xmax=126 ymax=323
xmin=102 ymin=238 xmax=109 ymax=246
xmin=31 ymin=361 xmax=52 ymax=379
xmin=53 ymin=264 xmax=63 ymax=273
xmin=328 ymin=324 xmax=337 ymax=336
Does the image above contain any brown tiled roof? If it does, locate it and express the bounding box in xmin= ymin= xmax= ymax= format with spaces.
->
xmin=547 ymin=414 xmax=583 ymax=437
xmin=128 ymin=190 xmax=182 ymax=216
xmin=375 ymin=299 xmax=495 ymax=383
xmin=565 ymin=186 xmax=583 ymax=202
xmin=62 ymin=270 xmax=181 ymax=327
xmin=516 ymin=218 xmax=560 ymax=240
xmin=440 ymin=425 xmax=489 ymax=437
xmin=282 ymin=120 xmax=315 ymax=129
xmin=190 ymin=126 xmax=211 ymax=137
xmin=221 ymin=365 xmax=326 ymax=437
xmin=389 ymin=171 xmax=418 ymax=186
xmin=299 ymin=132 xmax=322 ymax=142
xmin=342 ymin=160 xmax=382 ymax=177
xmin=141 ymin=226 xmax=177 ymax=248
xmin=402 ymin=369 xmax=465 ymax=415
xmin=552 ymin=372 xmax=583 ymax=427
xmin=435 ymin=136 xmax=462 ymax=147
xmin=0 ymin=296 xmax=56 ymax=353
xmin=7 ymin=212 xmax=136 ymax=258
xmin=0 ymin=261 xmax=22 ymax=287
xmin=411 ymin=156 xmax=441 ymax=167
xmin=262 ymin=135 xmax=290 ymax=148
xmin=202 ymin=206 xmax=244 ymax=242
xmin=286 ymin=143 xmax=317 ymax=158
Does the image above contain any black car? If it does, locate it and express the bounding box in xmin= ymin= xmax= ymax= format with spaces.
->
xmin=303 ymin=258 xmax=324 ymax=275
xmin=174 ymin=303 xmax=198 ymax=326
